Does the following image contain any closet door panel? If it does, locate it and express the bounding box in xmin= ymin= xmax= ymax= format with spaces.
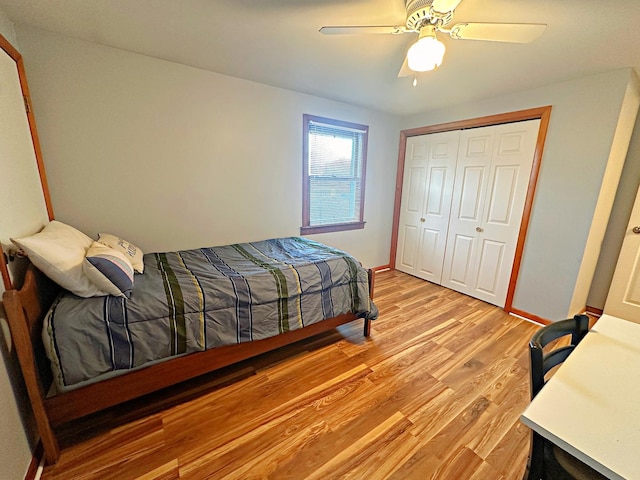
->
xmin=396 ymin=137 xmax=429 ymax=277
xmin=442 ymin=125 xmax=493 ymax=294
xmin=399 ymin=224 xmax=420 ymax=270
xmin=417 ymin=130 xmax=460 ymax=282
xmin=458 ymin=166 xmax=486 ymax=221
xmin=446 ymin=234 xmax=476 ymax=287
xmin=475 ymin=239 xmax=506 ymax=295
xmin=477 ymin=120 xmax=540 ymax=306
xmin=465 ymin=133 xmax=492 ymax=157
xmin=406 ymin=166 xmax=427 ymax=213
xmin=417 ymin=227 xmax=442 ymax=278
xmin=425 ymin=167 xmax=447 ymax=216
xmin=397 ymin=131 xmax=459 ymax=283
xmin=486 ymin=165 xmax=518 ymax=225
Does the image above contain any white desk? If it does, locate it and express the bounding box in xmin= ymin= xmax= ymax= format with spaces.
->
xmin=521 ymin=314 xmax=640 ymax=480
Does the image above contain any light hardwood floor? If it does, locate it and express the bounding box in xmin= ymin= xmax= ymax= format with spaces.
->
xmin=41 ymin=270 xmax=541 ymax=480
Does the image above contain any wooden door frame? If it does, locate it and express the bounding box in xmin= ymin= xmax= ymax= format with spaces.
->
xmin=390 ymin=106 xmax=552 ymax=314
xmin=0 ymin=33 xmax=54 ymax=290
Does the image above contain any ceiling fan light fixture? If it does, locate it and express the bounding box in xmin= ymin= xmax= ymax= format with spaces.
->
xmin=407 ymin=26 xmax=446 ymax=72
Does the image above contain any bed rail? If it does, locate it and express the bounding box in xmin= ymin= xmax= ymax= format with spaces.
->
xmin=3 ymin=264 xmax=375 ymax=465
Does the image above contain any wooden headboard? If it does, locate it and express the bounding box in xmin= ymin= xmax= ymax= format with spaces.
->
xmin=3 ymin=263 xmax=62 ymax=462
xmin=3 ymin=264 xmax=60 ymax=403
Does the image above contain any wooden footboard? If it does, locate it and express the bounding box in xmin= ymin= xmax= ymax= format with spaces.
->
xmin=3 ymin=264 xmax=374 ymax=465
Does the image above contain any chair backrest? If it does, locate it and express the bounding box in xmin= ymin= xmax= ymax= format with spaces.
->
xmin=525 ymin=314 xmax=606 ymax=480
xmin=529 ymin=314 xmax=590 ymax=399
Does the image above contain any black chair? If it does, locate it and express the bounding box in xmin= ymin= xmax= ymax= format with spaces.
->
xmin=524 ymin=314 xmax=607 ymax=480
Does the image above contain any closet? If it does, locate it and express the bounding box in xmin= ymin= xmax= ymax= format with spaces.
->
xmin=395 ymin=119 xmax=541 ymax=307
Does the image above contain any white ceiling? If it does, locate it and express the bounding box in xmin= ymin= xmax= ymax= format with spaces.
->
xmin=1 ymin=0 xmax=640 ymax=116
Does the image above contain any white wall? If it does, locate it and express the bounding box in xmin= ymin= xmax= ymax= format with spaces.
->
xmin=0 ymin=9 xmax=39 ymax=480
xmin=14 ymin=25 xmax=400 ymax=270
xmin=401 ymin=69 xmax=638 ymax=320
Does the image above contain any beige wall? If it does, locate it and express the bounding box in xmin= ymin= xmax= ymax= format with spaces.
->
xmin=400 ymin=68 xmax=639 ymax=320
xmin=569 ymin=74 xmax=640 ymax=314
xmin=0 ymin=9 xmax=40 ymax=480
xmin=15 ymin=25 xmax=400 ymax=270
xmin=14 ymin=23 xmax=640 ymax=322
xmin=588 ymin=114 xmax=640 ymax=309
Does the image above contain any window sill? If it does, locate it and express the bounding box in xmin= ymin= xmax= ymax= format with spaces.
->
xmin=300 ymin=221 xmax=365 ymax=235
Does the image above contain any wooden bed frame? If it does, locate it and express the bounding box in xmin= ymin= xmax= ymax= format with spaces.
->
xmin=1 ymin=30 xmax=376 ymax=467
xmin=3 ymin=263 xmax=374 ymax=465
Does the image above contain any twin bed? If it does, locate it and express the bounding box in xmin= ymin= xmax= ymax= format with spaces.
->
xmin=4 ymin=235 xmax=377 ymax=464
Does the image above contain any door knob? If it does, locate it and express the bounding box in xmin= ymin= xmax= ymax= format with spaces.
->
xmin=633 ymin=226 xmax=640 ymax=234
xmin=476 ymin=227 xmax=484 ymax=233
xmin=420 ymin=218 xmax=425 ymax=222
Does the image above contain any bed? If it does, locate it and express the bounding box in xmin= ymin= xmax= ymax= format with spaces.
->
xmin=3 ymin=235 xmax=377 ymax=465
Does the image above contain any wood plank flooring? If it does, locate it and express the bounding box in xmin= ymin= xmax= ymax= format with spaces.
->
xmin=42 ymin=270 xmax=541 ymax=480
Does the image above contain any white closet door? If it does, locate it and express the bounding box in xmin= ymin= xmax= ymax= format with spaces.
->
xmin=396 ymin=130 xmax=459 ymax=283
xmin=440 ymin=125 xmax=494 ymax=295
xmin=441 ymin=120 xmax=540 ymax=306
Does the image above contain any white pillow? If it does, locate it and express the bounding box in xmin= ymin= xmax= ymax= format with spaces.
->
xmin=11 ymin=220 xmax=107 ymax=297
xmin=83 ymin=242 xmax=134 ymax=298
xmin=97 ymin=234 xmax=145 ymax=273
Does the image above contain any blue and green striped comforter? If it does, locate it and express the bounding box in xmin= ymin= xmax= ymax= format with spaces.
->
xmin=42 ymin=237 xmax=377 ymax=390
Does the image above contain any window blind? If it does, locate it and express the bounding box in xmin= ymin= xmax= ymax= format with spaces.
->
xmin=307 ymin=120 xmax=365 ymax=226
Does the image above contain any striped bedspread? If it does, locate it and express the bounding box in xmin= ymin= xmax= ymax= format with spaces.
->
xmin=42 ymin=237 xmax=377 ymax=390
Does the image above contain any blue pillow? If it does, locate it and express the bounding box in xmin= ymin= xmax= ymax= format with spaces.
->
xmin=83 ymin=242 xmax=134 ymax=298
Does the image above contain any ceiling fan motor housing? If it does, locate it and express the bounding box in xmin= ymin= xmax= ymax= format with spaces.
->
xmin=405 ymin=0 xmax=453 ymax=30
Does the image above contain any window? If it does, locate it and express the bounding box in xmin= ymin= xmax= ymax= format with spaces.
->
xmin=301 ymin=114 xmax=369 ymax=235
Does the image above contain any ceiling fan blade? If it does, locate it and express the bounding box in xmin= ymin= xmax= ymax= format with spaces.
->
xmin=449 ymin=23 xmax=547 ymax=43
xmin=398 ymin=56 xmax=413 ymax=77
xmin=320 ymin=26 xmax=408 ymax=35
xmin=431 ymin=0 xmax=463 ymax=13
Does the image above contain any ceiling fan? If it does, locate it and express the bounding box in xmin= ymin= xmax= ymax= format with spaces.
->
xmin=320 ymin=0 xmax=547 ymax=78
